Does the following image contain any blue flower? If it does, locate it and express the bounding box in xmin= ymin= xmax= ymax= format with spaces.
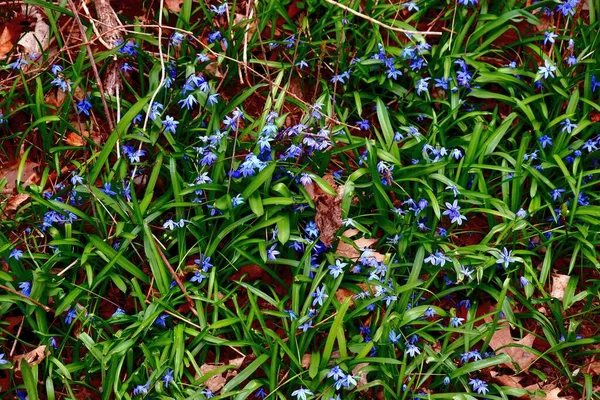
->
xmin=496 ymin=247 xmax=516 ymax=269
xmin=154 ymin=313 xmax=169 ymax=327
xmin=560 ymin=118 xmax=577 ymax=134
xmin=163 ymin=368 xmax=174 ymax=388
xmin=443 ymin=200 xmax=467 ymax=225
xmin=51 ymin=65 xmax=63 ymax=75
xmin=133 ymin=382 xmax=150 ymax=396
xmin=201 ymin=389 xmax=215 ymax=398
xmin=416 ymin=77 xmax=430 ymax=96
xmin=51 ymin=76 xmax=72 ymax=92
xmin=178 ymin=94 xmax=198 ymax=110
xmin=389 ymin=330 xmax=401 ymax=344
xmin=520 ymin=276 xmax=530 ymax=287
xmin=356 ymin=120 xmax=370 ymax=130
xmin=312 ymin=284 xmax=329 ymax=307
xmin=450 ymin=316 xmax=464 ymax=327
xmin=538 ymin=59 xmax=556 ymax=79
xmin=19 ymin=282 xmax=31 ymax=297
xmin=210 ymin=3 xmax=228 ymax=15
xmin=267 ymin=244 xmax=280 ymax=261
xmin=405 ymin=343 xmax=421 ymax=357
xmin=544 ymin=31 xmax=558 ymax=45
xmin=291 ymin=387 xmax=313 ymax=400
xmin=327 ymin=365 xmax=346 ymax=381
xmin=0 ymin=353 xmax=8 ymax=365
xmin=539 ymin=135 xmax=553 ymax=148
xmin=9 ymin=248 xmax=23 ymax=260
xmin=190 ymin=271 xmax=208 ymax=284
xmin=328 ymin=259 xmax=347 ymax=278
xmin=77 ymin=98 xmax=93 ymax=115
xmin=207 ymin=93 xmax=220 ymax=106
xmin=170 ymin=32 xmax=185 ymax=46
xmin=111 ymin=308 xmax=126 ymax=317
xmin=9 ymin=58 xmax=28 ymax=70
xmin=162 ymin=116 xmax=179 ymax=134
xmin=65 ymin=307 xmax=77 ymax=324
xmin=121 ymin=63 xmax=133 ymax=72
xmin=550 ymin=188 xmax=565 ymax=201
xmin=457 ymin=0 xmax=478 ymax=6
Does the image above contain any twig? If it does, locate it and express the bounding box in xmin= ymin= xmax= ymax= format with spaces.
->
xmin=66 ymin=0 xmax=115 ymax=134
xmin=323 ymin=0 xmax=442 ymax=36
xmin=152 ymin=236 xmax=199 ymax=317
xmin=0 ymin=284 xmax=54 ymax=313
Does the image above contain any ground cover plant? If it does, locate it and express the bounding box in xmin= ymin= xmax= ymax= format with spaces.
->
xmin=1 ymin=0 xmax=600 ymax=398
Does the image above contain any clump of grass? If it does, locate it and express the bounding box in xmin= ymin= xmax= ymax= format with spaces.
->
xmin=1 ymin=0 xmax=600 ymax=399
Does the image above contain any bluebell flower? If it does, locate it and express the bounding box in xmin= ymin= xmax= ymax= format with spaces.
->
xmin=520 ymin=276 xmax=530 ymax=287
xmin=267 ymin=244 xmax=280 ymax=261
xmin=416 ymin=77 xmax=430 ymax=96
xmin=178 ymin=94 xmax=198 ymax=110
xmin=133 ymin=382 xmax=150 ymax=396
xmin=468 ymin=378 xmax=489 ymax=395
xmin=560 ymin=118 xmax=577 ymax=134
xmin=403 ymin=1 xmax=419 ymax=11
xmin=163 ymin=368 xmax=174 ymax=388
xmin=111 ymin=308 xmax=126 ymax=317
xmin=101 ymin=183 xmax=117 ymax=196
xmin=51 ymin=76 xmax=72 ymax=92
xmin=544 ymin=31 xmax=558 ymax=45
xmin=201 ymin=389 xmax=215 ymax=398
xmin=162 ymin=116 xmax=179 ymax=134
xmin=19 ymin=282 xmax=31 ymax=297
xmin=496 ymin=247 xmax=516 ymax=269
xmin=77 ymin=98 xmax=93 ymax=115
xmin=550 ymin=188 xmax=565 ymax=201
xmin=120 ymin=63 xmax=133 ymax=72
xmin=295 ymin=60 xmax=309 ymax=69
xmin=566 ymin=55 xmax=577 ymax=66
xmin=457 ymin=0 xmax=478 ymax=6
xmin=516 ymin=208 xmax=527 ymax=218
xmin=357 ymin=120 xmax=370 ymax=130
xmin=65 ymin=307 xmax=77 ymax=324
xmin=312 ymin=284 xmax=328 ymax=307
xmin=291 ymin=387 xmax=313 ymax=400
xmin=9 ymin=58 xmax=28 ymax=70
xmin=434 ymin=76 xmax=450 ymax=90
xmin=10 ymin=248 xmax=23 ymax=260
xmin=328 ymin=259 xmax=347 ymax=278
xmin=170 ymin=32 xmax=185 ymax=46
xmin=405 ymin=343 xmax=421 ymax=357
xmin=154 ymin=313 xmax=169 ymax=327
xmin=538 ymin=59 xmax=556 ymax=79
xmin=450 ymin=316 xmax=464 ymax=327
xmin=0 ymin=353 xmax=8 ymax=365
xmin=539 ymin=135 xmax=553 ymax=148
xmin=557 ymin=0 xmax=577 ymax=16
xmin=208 ymin=31 xmax=222 ymax=43
xmin=51 ymin=65 xmax=63 ymax=75
xmin=443 ymin=200 xmax=467 ymax=225
xmin=210 ymin=3 xmax=228 ymax=15
xmin=207 ymin=93 xmax=219 ymax=106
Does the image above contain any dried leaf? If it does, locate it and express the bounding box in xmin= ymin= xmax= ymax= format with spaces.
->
xmin=551 ymin=274 xmax=570 ymax=301
xmin=4 ymin=193 xmax=29 ymax=212
xmin=199 ymin=356 xmax=246 ymax=393
xmin=336 ymin=230 xmax=384 ymax=262
xmin=0 ymin=160 xmax=39 ymax=193
xmin=0 ymin=27 xmax=13 ymax=58
xmin=531 ymin=387 xmax=572 ymax=400
xmin=45 ymin=89 xmax=67 ymax=111
xmin=65 ymin=132 xmax=86 ymax=147
xmin=301 ymin=353 xmax=311 ymax=369
xmin=17 ymin=7 xmax=49 ymax=55
xmin=305 ymin=174 xmax=343 ymax=247
xmin=485 ymin=317 xmax=536 ymax=371
xmin=14 ymin=345 xmax=48 ymax=371
xmin=352 ymin=362 xmax=369 ymax=388
xmin=165 ymin=0 xmax=183 ymax=12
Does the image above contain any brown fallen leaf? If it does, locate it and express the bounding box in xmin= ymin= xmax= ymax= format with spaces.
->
xmin=65 ymin=132 xmax=86 ymax=147
xmin=45 ymin=89 xmax=67 ymax=112
xmin=336 ymin=229 xmax=384 ymax=262
xmin=165 ymin=0 xmax=183 ymax=12
xmin=0 ymin=26 xmax=13 ymax=58
xmin=198 ymin=356 xmax=246 ymax=393
xmin=13 ymin=345 xmax=48 ymax=371
xmin=0 ymin=160 xmax=39 ymax=193
xmin=4 ymin=193 xmax=30 ymax=212
xmin=352 ymin=362 xmax=369 ymax=388
xmin=551 ymin=274 xmax=570 ymax=301
xmin=305 ymin=174 xmax=343 ymax=247
xmin=531 ymin=387 xmax=572 ymax=400
xmin=485 ymin=317 xmax=536 ymax=371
